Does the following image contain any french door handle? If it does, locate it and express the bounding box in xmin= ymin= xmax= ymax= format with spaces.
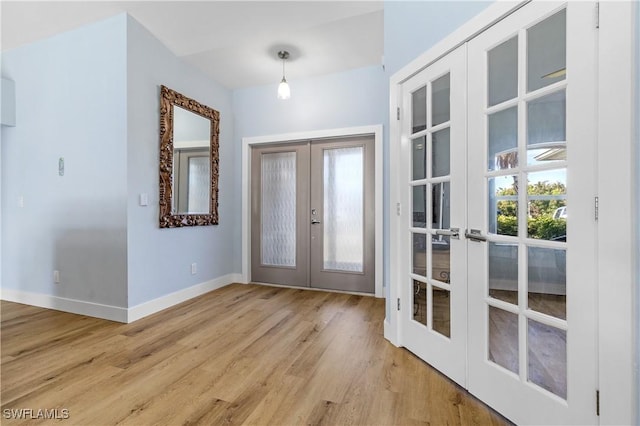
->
xmin=311 ymin=219 xmax=321 ymax=224
xmin=435 ymin=228 xmax=459 ymax=239
xmin=465 ymin=229 xmax=487 ymax=242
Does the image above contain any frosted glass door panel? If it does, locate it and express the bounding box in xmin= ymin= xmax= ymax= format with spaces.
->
xmin=187 ymin=156 xmax=210 ymax=213
xmin=261 ymin=152 xmax=297 ymax=267
xmin=323 ymin=147 xmax=364 ymax=272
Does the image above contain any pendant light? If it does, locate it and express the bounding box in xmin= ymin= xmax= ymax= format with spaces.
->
xmin=277 ymin=50 xmax=291 ymax=100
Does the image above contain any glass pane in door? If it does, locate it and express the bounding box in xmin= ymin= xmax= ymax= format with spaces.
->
xmin=488 ymin=175 xmax=518 ymax=236
xmin=489 ymin=242 xmax=518 ymax=304
xmin=261 ymin=152 xmax=297 ymax=266
xmin=527 ymin=9 xmax=566 ymax=92
xmin=489 ymin=306 xmax=519 ymax=374
xmin=431 ymin=73 xmax=450 ymax=126
xmin=431 ymin=182 xmax=450 ymax=230
xmin=431 ymin=236 xmax=450 ymax=284
xmin=488 ymin=36 xmax=518 ymax=107
xmin=488 ymin=107 xmax=518 ymax=170
xmin=413 ymin=185 xmax=427 ymax=227
xmin=527 ymin=91 xmax=566 ymax=165
xmin=432 ymin=287 xmax=451 ymax=337
xmin=432 ymin=128 xmax=451 ymax=177
xmin=412 ymin=86 xmax=427 ymax=133
xmin=528 ymin=246 xmax=566 ymax=319
xmin=323 ymin=146 xmax=364 ymax=272
xmin=187 ymin=156 xmax=210 ymax=213
xmin=527 ymin=169 xmax=566 ymax=241
xmin=412 ymin=136 xmax=427 ymax=180
xmin=413 ymin=280 xmax=428 ymax=326
xmin=527 ymin=319 xmax=567 ymax=398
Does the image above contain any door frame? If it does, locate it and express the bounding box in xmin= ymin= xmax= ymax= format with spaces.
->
xmin=386 ymin=1 xmax=638 ymax=424
xmin=241 ymin=125 xmax=384 ymax=297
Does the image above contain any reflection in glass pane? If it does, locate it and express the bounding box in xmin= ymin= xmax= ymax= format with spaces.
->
xmin=527 ymin=9 xmax=567 ymax=93
xmin=527 ymin=169 xmax=567 ymax=241
xmin=187 ymin=156 xmax=210 ymax=213
xmin=413 ymin=185 xmax=427 ymax=228
xmin=488 ymin=107 xmax=518 ymax=171
xmin=412 ymin=86 xmax=427 ymax=133
xmin=432 ymin=128 xmax=451 ymax=177
xmin=261 ymin=152 xmax=296 ymax=267
xmin=323 ymin=147 xmax=364 ymax=272
xmin=413 ymin=280 xmax=427 ymax=326
xmin=413 ymin=233 xmax=427 ymax=276
xmin=412 ymin=137 xmax=427 ymax=180
xmin=432 ymin=287 xmax=451 ymax=337
xmin=527 ymin=91 xmax=566 ymax=165
xmin=528 ymin=246 xmax=566 ymax=320
xmin=432 ymin=73 xmax=450 ymax=126
xmin=432 ymin=182 xmax=451 ymax=230
xmin=432 ymin=236 xmax=450 ymax=284
xmin=489 ymin=242 xmax=518 ymax=304
xmin=528 ymin=319 xmax=567 ymax=399
xmin=488 ymin=175 xmax=518 ymax=236
xmin=489 ymin=306 xmax=519 ymax=374
xmin=488 ymin=37 xmax=518 ymax=107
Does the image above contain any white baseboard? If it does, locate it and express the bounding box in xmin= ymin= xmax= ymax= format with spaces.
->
xmin=0 ymin=273 xmax=242 ymax=324
xmin=126 ymin=273 xmax=241 ymax=322
xmin=0 ymin=288 xmax=128 ymax=323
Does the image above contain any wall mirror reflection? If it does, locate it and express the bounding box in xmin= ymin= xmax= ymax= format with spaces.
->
xmin=159 ymin=85 xmax=219 ymax=227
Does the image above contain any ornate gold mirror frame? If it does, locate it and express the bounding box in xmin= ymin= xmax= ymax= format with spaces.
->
xmin=159 ymin=85 xmax=220 ymax=227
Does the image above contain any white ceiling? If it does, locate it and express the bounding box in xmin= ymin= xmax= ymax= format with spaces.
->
xmin=1 ymin=1 xmax=384 ymax=89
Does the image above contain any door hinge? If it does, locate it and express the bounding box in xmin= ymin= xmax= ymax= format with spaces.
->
xmin=397 ymin=298 xmax=401 ymax=311
xmin=397 ymin=107 xmax=400 ymax=121
xmin=596 ymin=390 xmax=600 ymax=416
xmin=595 ymin=2 xmax=600 ymax=29
xmin=396 ymin=202 xmax=401 ymax=216
xmin=594 ymin=196 xmax=599 ymax=221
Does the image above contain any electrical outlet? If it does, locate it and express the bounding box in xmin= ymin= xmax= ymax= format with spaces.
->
xmin=53 ymin=270 xmax=60 ymax=284
xmin=191 ymin=263 xmax=197 ymax=275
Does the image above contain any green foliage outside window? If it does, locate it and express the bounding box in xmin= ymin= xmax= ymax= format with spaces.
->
xmin=496 ymin=180 xmax=567 ymax=240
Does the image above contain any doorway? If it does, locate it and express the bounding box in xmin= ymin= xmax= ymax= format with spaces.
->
xmin=392 ymin=2 xmax=600 ymax=424
xmin=243 ymin=127 xmax=383 ymax=296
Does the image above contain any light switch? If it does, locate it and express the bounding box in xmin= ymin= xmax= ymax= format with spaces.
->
xmin=139 ymin=193 xmax=148 ymax=206
xmin=58 ymin=157 xmax=64 ymax=176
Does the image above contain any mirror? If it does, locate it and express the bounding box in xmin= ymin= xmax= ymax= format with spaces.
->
xmin=159 ymin=85 xmax=219 ymax=227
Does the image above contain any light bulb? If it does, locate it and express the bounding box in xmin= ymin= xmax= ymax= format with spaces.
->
xmin=277 ymin=78 xmax=290 ymax=100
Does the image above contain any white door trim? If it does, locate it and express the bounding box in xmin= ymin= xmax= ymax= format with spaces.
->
xmin=387 ymin=1 xmax=638 ymax=424
xmin=241 ymin=125 xmax=384 ymax=298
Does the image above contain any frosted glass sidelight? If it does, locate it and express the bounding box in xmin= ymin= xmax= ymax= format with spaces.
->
xmin=187 ymin=156 xmax=210 ymax=213
xmin=323 ymin=146 xmax=364 ymax=272
xmin=261 ymin=152 xmax=297 ymax=267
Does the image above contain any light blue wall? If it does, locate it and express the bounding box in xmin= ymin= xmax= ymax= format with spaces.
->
xmin=1 ymin=15 xmax=128 ymax=307
xmin=126 ymin=16 xmax=236 ymax=307
xmin=232 ymin=65 xmax=387 ymax=274
xmin=383 ymin=1 xmax=492 ymax=76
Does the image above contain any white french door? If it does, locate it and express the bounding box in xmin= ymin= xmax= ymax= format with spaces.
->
xmin=397 ymin=2 xmax=598 ymax=424
xmin=400 ymin=46 xmax=467 ymax=386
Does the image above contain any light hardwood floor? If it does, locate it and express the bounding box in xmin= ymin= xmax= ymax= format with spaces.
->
xmin=1 ymin=284 xmax=508 ymax=425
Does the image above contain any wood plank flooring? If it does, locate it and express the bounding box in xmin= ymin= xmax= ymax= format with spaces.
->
xmin=1 ymin=284 xmax=508 ymax=425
